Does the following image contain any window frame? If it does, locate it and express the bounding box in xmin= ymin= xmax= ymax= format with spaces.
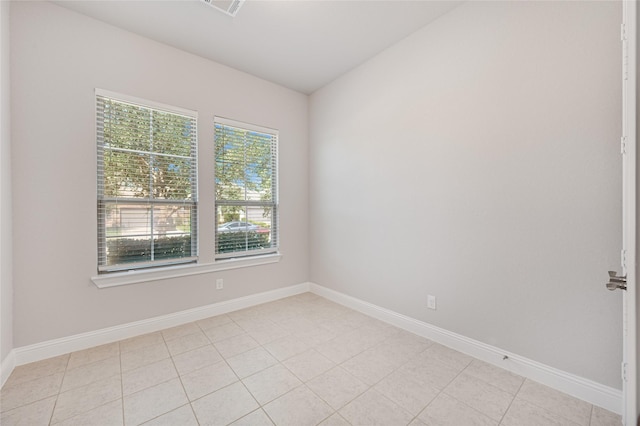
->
xmin=214 ymin=116 xmax=279 ymax=260
xmin=96 ymin=89 xmax=199 ymax=273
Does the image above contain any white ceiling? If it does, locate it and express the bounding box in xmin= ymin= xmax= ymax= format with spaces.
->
xmin=52 ymin=0 xmax=462 ymax=94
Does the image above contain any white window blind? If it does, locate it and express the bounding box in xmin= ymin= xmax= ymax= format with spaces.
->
xmin=215 ymin=117 xmax=278 ymax=259
xmin=97 ymin=90 xmax=198 ymax=272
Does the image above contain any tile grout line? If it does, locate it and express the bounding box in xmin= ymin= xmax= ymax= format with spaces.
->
xmin=513 ymin=379 xmax=591 ymax=426
xmin=496 ymin=374 xmax=526 ymax=425
xmin=249 ymin=301 xmax=337 ymax=425
xmin=306 ymin=327 xmax=419 ymax=423
xmin=454 ymin=358 xmax=523 ymax=424
xmin=231 ymin=303 xmax=343 ymax=424
xmin=232 ymin=316 xmax=281 ymax=426
xmin=47 ymin=350 xmax=123 ymax=425
xmin=230 ymin=314 xmax=284 ymax=426
xmin=372 ymin=339 xmax=458 ymax=424
xmin=47 ymin=353 xmax=71 ymax=426
xmin=393 ymin=344 xmax=492 ymax=425
xmin=4 ymin=294 xmax=620 ymax=426
xmin=421 ymin=344 xmax=474 ymax=424
xmin=211 ymin=328 xmax=261 ymax=425
xmin=160 ymin=328 xmax=202 ymax=426
xmin=193 ymin=313 xmax=269 ymax=425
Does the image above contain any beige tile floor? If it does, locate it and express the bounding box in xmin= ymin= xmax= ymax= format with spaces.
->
xmin=0 ymin=292 xmax=622 ymax=426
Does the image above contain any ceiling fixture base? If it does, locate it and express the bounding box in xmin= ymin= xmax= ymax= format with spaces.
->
xmin=201 ymin=0 xmax=245 ymax=17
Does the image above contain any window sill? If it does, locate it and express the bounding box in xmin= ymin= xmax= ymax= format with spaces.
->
xmin=91 ymin=253 xmax=282 ymax=289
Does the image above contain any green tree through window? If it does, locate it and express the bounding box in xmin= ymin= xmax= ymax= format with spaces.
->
xmin=215 ymin=118 xmax=278 ymax=257
xmin=97 ymin=91 xmax=198 ymax=272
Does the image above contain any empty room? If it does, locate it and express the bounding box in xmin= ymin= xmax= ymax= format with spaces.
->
xmin=0 ymin=0 xmax=636 ymax=425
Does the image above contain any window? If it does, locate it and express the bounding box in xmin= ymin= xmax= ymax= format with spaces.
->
xmin=215 ymin=117 xmax=278 ymax=259
xmin=96 ymin=90 xmax=198 ymax=272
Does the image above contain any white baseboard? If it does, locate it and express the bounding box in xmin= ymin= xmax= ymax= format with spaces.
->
xmin=2 ymin=280 xmax=622 ymax=415
xmin=8 ymin=282 xmax=310 ymax=370
xmin=309 ymin=282 xmax=622 ymax=415
xmin=0 ymin=350 xmax=15 ymax=388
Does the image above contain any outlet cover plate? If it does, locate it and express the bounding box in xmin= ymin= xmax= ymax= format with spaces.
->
xmin=427 ymin=295 xmax=436 ymax=310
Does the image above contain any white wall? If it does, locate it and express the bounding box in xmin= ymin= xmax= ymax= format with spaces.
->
xmin=0 ymin=0 xmax=12 ymax=363
xmin=310 ymin=1 xmax=623 ymax=388
xmin=10 ymin=2 xmax=308 ymax=347
xmin=8 ymin=0 xmax=626 ymax=393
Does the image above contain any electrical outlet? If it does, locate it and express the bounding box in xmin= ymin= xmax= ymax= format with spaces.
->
xmin=427 ymin=295 xmax=436 ymax=310
xmin=216 ymin=278 xmax=224 ymax=290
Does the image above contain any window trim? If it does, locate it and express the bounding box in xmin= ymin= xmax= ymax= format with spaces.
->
xmin=96 ymin=89 xmax=198 ymax=118
xmin=214 ymin=116 xmax=279 ymax=260
xmin=91 ymin=253 xmax=282 ymax=288
xmin=92 ymin=92 xmax=284 ymax=287
xmin=96 ymin=89 xmax=199 ymax=273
